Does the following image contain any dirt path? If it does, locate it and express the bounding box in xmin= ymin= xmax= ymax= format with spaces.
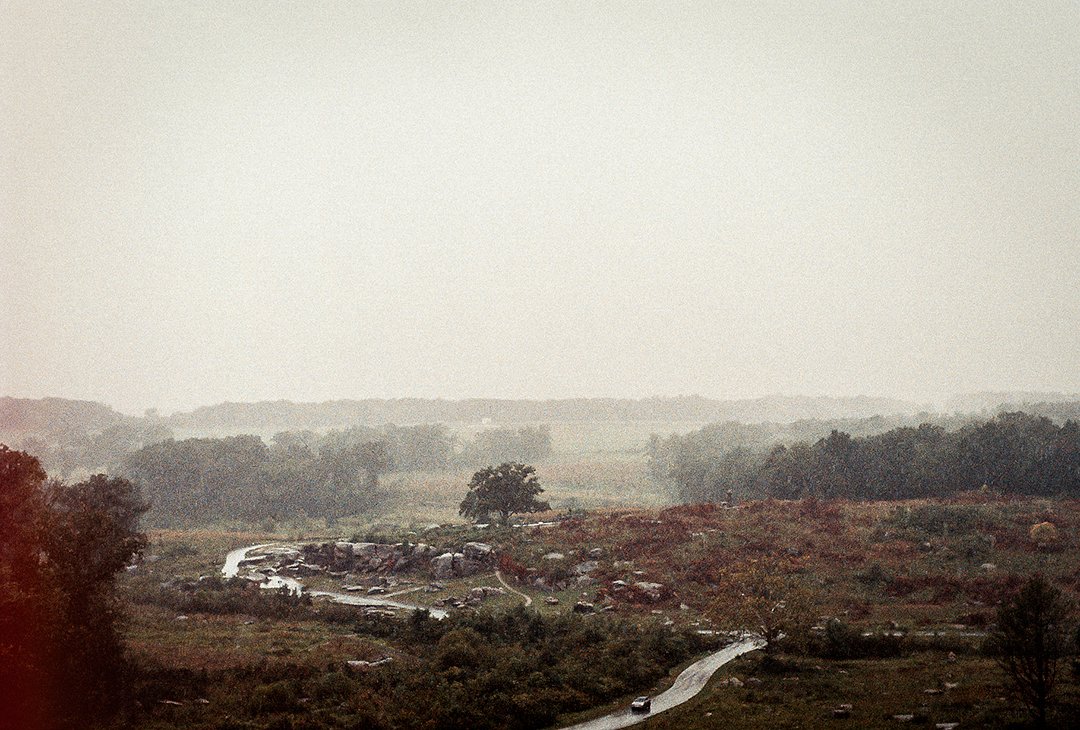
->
xmin=495 ymin=569 xmax=533 ymax=607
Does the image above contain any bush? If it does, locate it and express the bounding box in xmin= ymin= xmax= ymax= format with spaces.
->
xmin=249 ymin=681 xmax=299 ymax=714
xmin=810 ymin=619 xmax=905 ymax=659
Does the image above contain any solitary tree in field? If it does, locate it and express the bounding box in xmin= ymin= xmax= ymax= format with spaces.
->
xmin=712 ymin=556 xmax=816 ymax=655
xmin=985 ymin=574 xmax=1073 ymax=728
xmin=459 ymin=462 xmax=549 ymax=525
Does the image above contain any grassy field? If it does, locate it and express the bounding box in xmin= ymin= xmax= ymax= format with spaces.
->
xmin=120 ymin=494 xmax=1080 ymax=729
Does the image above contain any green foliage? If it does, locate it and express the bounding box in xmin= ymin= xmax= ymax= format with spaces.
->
xmin=459 ymin=462 xmax=550 ymax=524
xmin=809 ymin=619 xmax=905 ymax=659
xmin=658 ymin=412 xmax=1080 ymax=503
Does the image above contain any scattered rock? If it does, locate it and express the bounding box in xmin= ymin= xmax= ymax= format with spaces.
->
xmin=347 ymin=657 xmax=393 ymax=670
xmin=463 ymin=542 xmax=493 ymax=560
xmin=728 ymin=677 xmax=744 ymax=688
xmin=573 ymin=561 xmax=599 ymax=576
xmin=366 ymin=586 xmax=387 ymax=595
xmin=893 ymin=715 xmax=914 ymax=723
xmin=634 ymin=582 xmax=664 ymax=601
xmin=935 ymin=724 xmax=959 ymax=730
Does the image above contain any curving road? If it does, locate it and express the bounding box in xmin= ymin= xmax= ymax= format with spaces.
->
xmin=222 ymin=543 xmax=448 ymax=619
xmin=560 ymin=635 xmax=765 ymax=730
xmin=225 ymin=544 xmax=763 ymax=729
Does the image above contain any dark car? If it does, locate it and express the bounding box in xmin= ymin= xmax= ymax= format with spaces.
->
xmin=630 ymin=696 xmax=651 ymax=712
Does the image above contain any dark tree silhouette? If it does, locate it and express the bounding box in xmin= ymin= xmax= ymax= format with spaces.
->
xmin=985 ymin=574 xmax=1073 ymax=727
xmin=0 ymin=446 xmax=148 ymax=729
xmin=459 ymin=462 xmax=549 ymax=525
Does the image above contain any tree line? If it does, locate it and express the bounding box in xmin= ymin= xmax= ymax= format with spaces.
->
xmin=651 ymin=412 xmax=1080 ymax=502
xmin=119 ymin=424 xmax=551 ymax=526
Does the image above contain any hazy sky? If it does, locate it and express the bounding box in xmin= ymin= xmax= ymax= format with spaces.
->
xmin=3 ymin=2 xmax=1078 ymax=414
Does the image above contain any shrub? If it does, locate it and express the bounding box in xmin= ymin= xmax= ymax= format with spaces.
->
xmin=1030 ymin=521 xmax=1059 ymax=545
xmin=249 ymin=680 xmax=299 ymax=714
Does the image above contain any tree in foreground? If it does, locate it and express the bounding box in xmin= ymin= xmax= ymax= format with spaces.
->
xmin=459 ymin=462 xmax=549 ymax=525
xmin=0 ymin=445 xmax=147 ymax=729
xmin=985 ymin=574 xmax=1074 ymax=727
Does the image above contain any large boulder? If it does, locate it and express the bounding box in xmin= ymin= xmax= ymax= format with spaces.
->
xmin=431 ymin=553 xmax=456 ymax=580
xmin=463 ymin=542 xmax=494 ymax=561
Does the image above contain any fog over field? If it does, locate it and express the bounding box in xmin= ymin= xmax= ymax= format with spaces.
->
xmin=3 ymin=2 xmax=1078 ymax=414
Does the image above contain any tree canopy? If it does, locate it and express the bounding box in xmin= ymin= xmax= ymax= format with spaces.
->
xmin=459 ymin=462 xmax=550 ymax=525
xmin=0 ymin=445 xmax=148 ymax=728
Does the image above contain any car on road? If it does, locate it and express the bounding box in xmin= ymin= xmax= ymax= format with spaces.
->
xmin=630 ymin=696 xmax=651 ymax=713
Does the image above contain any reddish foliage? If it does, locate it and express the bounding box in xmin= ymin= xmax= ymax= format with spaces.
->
xmin=498 ymin=553 xmax=528 ymax=582
xmin=886 ymin=573 xmax=1025 ymax=605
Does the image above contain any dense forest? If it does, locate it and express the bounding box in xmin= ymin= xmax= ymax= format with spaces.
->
xmin=652 ymin=412 xmax=1080 ymax=502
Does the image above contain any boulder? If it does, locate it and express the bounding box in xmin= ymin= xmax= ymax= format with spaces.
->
xmin=573 ymin=561 xmax=599 ymax=576
xmin=544 ymin=596 xmax=560 ymax=605
xmin=572 ymin=601 xmax=595 ymax=614
xmin=543 ymin=552 xmax=565 ymax=561
xmin=463 ymin=542 xmax=494 ymax=560
xmin=587 ymin=548 xmax=604 ymax=559
xmin=469 ymin=586 xmax=505 ymax=600
xmin=634 ymin=582 xmax=664 ymax=601
xmin=431 ymin=553 xmax=458 ymax=580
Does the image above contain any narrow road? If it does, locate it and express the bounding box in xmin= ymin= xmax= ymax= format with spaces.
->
xmin=560 ymin=636 xmax=765 ymax=730
xmin=495 ymin=569 xmax=533 ymax=607
xmin=222 ymin=543 xmax=448 ymax=619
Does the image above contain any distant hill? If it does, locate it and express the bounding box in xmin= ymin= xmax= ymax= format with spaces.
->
xmin=163 ymin=395 xmax=927 ymax=433
xmin=8 ymin=393 xmax=1080 ymax=443
xmin=944 ymin=391 xmax=1080 ymax=414
xmin=0 ymin=396 xmax=127 ymax=436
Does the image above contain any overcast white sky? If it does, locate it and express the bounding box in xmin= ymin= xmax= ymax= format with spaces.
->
xmin=3 ymin=2 xmax=1078 ymax=414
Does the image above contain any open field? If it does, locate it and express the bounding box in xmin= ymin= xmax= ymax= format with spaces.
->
xmin=119 ymin=494 xmax=1080 ymax=728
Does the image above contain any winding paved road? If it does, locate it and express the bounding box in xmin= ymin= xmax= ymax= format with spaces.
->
xmin=222 ymin=543 xmax=448 ymax=619
xmin=560 ymin=636 xmax=765 ymax=730
xmin=225 ymin=544 xmax=764 ymax=729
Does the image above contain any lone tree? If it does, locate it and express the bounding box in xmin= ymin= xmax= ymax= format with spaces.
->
xmin=711 ymin=556 xmax=816 ymax=656
xmin=459 ymin=462 xmax=549 ymax=525
xmin=985 ymin=574 xmax=1073 ymax=727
